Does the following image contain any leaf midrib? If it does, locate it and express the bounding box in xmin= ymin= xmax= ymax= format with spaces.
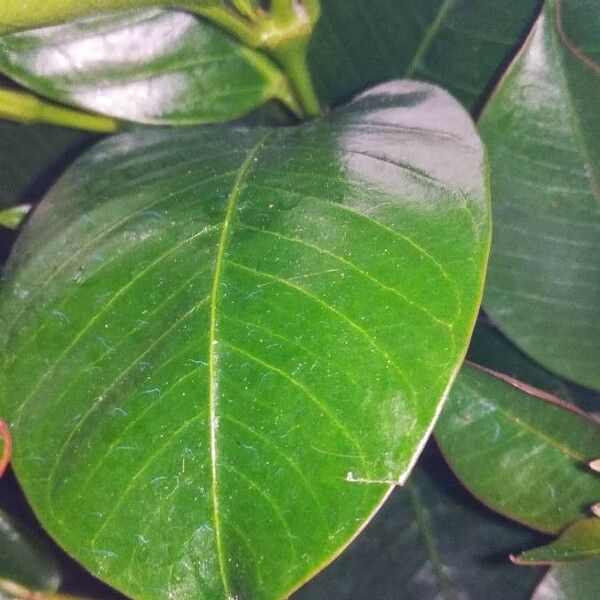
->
xmin=207 ymin=129 xmax=273 ymax=596
xmin=405 ymin=0 xmax=457 ymax=78
xmin=408 ymin=481 xmax=456 ymax=600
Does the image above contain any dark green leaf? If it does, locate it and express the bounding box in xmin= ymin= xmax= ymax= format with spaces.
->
xmin=0 ymin=509 xmax=61 ymax=592
xmin=296 ymin=452 xmax=545 ymax=600
xmin=309 ymin=0 xmax=543 ymax=112
xmin=0 ymin=468 xmax=127 ymax=600
xmin=436 ymin=364 xmax=600 ymax=533
xmin=531 ymin=559 xmax=600 ymax=599
xmin=0 ymin=119 xmax=94 ymax=209
xmin=513 ymin=518 xmax=600 ymax=565
xmin=0 ymin=9 xmax=296 ymax=125
xmin=468 ymin=321 xmax=600 ymax=414
xmin=479 ymin=0 xmax=600 ymax=390
xmin=0 ymin=81 xmax=490 ymax=599
xmin=556 ymin=0 xmax=600 ymax=66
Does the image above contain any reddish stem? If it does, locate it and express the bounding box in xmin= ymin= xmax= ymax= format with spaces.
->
xmin=0 ymin=420 xmax=12 ymax=477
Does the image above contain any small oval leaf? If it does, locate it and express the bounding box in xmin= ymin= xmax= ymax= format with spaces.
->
xmin=0 ymin=81 xmax=490 ymax=599
xmin=0 ymin=9 xmax=292 ymax=125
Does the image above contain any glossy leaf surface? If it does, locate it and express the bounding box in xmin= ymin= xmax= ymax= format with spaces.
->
xmin=310 ymin=0 xmax=542 ymax=112
xmin=436 ymin=364 xmax=600 ymax=533
xmin=296 ymin=453 xmax=544 ymax=600
xmin=514 ymin=518 xmax=600 ymax=565
xmin=532 ymin=559 xmax=600 ymax=600
xmin=0 ymin=9 xmax=292 ymax=124
xmin=480 ymin=0 xmax=600 ymax=389
xmin=0 ymin=509 xmax=61 ymax=592
xmin=0 ymin=82 xmax=490 ymax=599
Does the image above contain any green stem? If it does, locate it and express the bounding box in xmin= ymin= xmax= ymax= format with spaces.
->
xmin=273 ymin=40 xmax=321 ymax=118
xmin=195 ymin=0 xmax=322 ymax=119
xmin=0 ymin=88 xmax=119 ymax=133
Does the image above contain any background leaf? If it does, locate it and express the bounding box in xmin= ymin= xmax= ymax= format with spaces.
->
xmin=468 ymin=321 xmax=600 ymax=415
xmin=513 ymin=518 xmax=600 ymax=565
xmin=555 ymin=0 xmax=600 ymax=65
xmin=0 ymin=81 xmax=489 ymax=599
xmin=0 ymin=509 xmax=61 ymax=592
xmin=0 ymin=112 xmax=94 ymax=209
xmin=295 ymin=447 xmax=546 ymax=600
xmin=479 ymin=0 xmax=600 ymax=390
xmin=0 ymin=469 xmax=126 ymax=600
xmin=0 ymin=1 xmax=544 ymax=121
xmin=0 ymin=9 xmax=296 ymax=125
xmin=310 ymin=0 xmax=543 ymax=112
xmin=436 ymin=364 xmax=600 ymax=533
xmin=0 ymin=79 xmax=97 ymax=267
xmin=531 ymin=559 xmax=600 ymax=599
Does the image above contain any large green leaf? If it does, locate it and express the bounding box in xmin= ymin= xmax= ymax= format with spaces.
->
xmin=480 ymin=0 xmax=600 ymax=390
xmin=468 ymin=321 xmax=600 ymax=414
xmin=531 ymin=559 xmax=600 ymax=599
xmin=310 ymin=0 xmax=543 ymax=112
xmin=436 ymin=364 xmax=600 ymax=533
xmin=0 ymin=509 xmax=61 ymax=593
xmin=295 ymin=452 xmax=545 ymax=600
xmin=0 ymin=9 xmax=296 ymax=124
xmin=514 ymin=518 xmax=600 ymax=565
xmin=0 ymin=81 xmax=490 ymax=599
